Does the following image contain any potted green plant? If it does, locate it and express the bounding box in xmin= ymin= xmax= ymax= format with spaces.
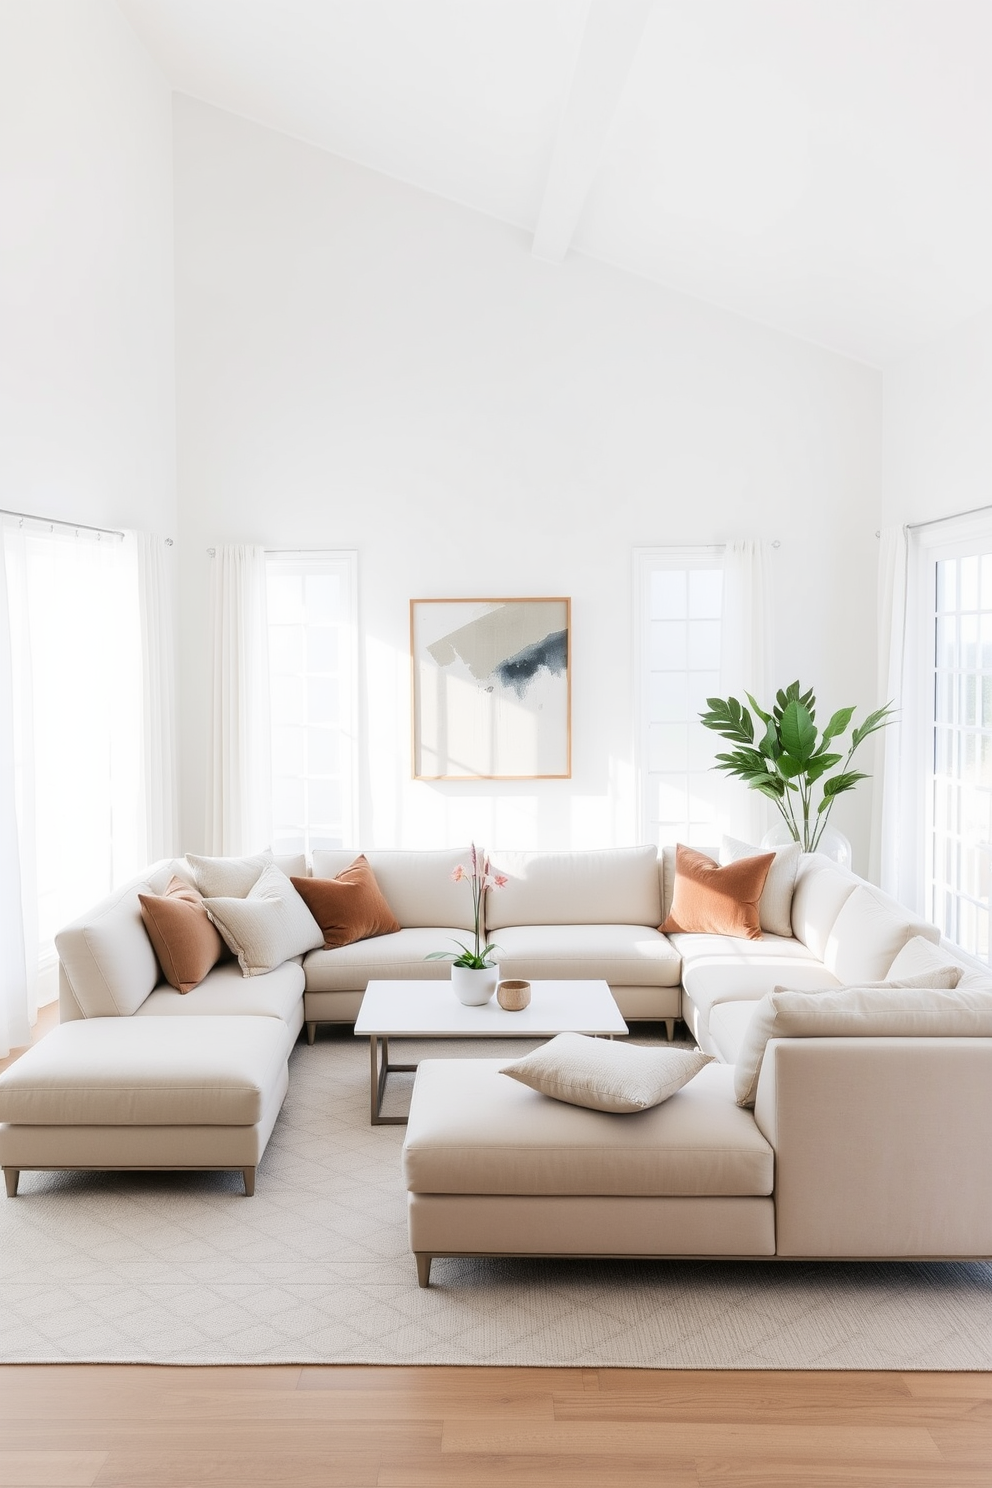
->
xmin=427 ymin=845 xmax=507 ymax=1005
xmin=699 ymin=681 xmax=894 ymax=854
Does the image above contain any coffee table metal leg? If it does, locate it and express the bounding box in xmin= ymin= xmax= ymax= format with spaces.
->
xmin=369 ymin=1035 xmax=419 ymax=1126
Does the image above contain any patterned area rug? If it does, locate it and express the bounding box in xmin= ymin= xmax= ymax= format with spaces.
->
xmin=2 ymin=1029 xmax=992 ymax=1368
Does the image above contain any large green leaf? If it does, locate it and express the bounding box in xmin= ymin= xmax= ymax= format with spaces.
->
xmin=818 ymin=770 xmax=869 ymax=806
xmin=699 ymin=696 xmax=754 ymax=745
xmin=746 ymin=692 xmax=772 ymax=725
xmin=775 ymin=753 xmax=808 ymax=780
xmin=804 ymin=751 xmax=843 ymax=783
xmin=821 ymin=706 xmax=855 ymax=742
xmin=779 ymin=700 xmax=817 ymax=763
xmin=714 ymin=748 xmax=767 ymax=777
xmin=757 ymin=718 xmax=780 ymax=759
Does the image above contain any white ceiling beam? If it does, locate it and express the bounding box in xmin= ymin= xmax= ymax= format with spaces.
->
xmin=532 ymin=0 xmax=654 ymax=264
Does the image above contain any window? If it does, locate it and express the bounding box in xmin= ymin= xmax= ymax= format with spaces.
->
xmin=265 ymin=552 xmax=358 ymax=856
xmin=912 ymin=520 xmax=992 ymax=963
xmin=634 ymin=548 xmax=725 ymax=847
xmin=2 ymin=522 xmax=142 ymax=977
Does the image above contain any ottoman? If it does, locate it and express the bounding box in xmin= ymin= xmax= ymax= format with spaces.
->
xmin=0 ymin=1015 xmax=293 ymax=1197
xmin=402 ymin=1057 xmax=775 ymax=1285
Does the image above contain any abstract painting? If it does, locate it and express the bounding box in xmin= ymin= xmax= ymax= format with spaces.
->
xmin=411 ymin=598 xmax=571 ymax=779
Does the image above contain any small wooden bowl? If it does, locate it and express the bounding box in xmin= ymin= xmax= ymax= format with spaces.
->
xmin=497 ymin=978 xmax=531 ymax=1012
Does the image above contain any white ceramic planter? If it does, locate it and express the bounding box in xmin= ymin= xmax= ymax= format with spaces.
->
xmin=450 ymin=963 xmax=499 ymax=1006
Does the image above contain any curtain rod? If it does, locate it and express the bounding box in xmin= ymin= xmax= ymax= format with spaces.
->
xmin=905 ymin=502 xmax=992 ymax=532
xmin=0 ymin=507 xmax=125 ymax=539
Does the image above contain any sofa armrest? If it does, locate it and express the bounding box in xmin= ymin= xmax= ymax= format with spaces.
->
xmin=753 ymin=1037 xmax=992 ymax=1258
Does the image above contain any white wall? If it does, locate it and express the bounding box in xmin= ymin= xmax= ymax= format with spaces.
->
xmin=882 ymin=309 xmax=992 ymax=528
xmin=0 ymin=0 xmax=176 ymax=536
xmin=174 ymin=98 xmax=882 ymax=864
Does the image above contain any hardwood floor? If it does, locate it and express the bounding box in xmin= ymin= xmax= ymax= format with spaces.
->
xmin=0 ymin=1365 xmax=989 ymax=1486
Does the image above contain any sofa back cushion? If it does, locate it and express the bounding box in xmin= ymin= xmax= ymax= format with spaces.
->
xmin=310 ymin=848 xmax=476 ymax=930
xmin=485 ymin=845 xmax=662 ymax=930
xmin=55 ymin=878 xmax=161 ymax=1017
xmin=788 ymin=854 xmax=858 ymax=956
xmin=735 ymin=975 xmax=981 ymax=1108
xmin=824 ymin=883 xmax=939 ymax=983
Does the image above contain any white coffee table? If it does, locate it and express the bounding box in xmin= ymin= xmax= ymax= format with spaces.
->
xmin=354 ymin=978 xmax=629 ymax=1125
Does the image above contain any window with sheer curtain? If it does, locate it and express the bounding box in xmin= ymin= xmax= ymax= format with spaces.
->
xmin=1 ymin=522 xmax=144 ymax=1004
xmin=265 ymin=552 xmax=358 ymax=856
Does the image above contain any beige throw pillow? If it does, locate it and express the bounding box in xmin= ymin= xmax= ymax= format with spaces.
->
xmin=500 ymin=1033 xmax=714 ymax=1113
xmin=187 ymin=850 xmax=274 ymax=899
xmin=735 ymin=971 xmax=977 ymax=1108
xmin=719 ymin=835 xmax=801 ymax=938
xmin=204 ymin=863 xmax=323 ymax=976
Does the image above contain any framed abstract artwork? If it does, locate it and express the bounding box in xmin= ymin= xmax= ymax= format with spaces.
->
xmin=410 ymin=597 xmax=571 ymax=780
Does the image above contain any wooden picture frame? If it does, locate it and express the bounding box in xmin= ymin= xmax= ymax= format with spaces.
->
xmin=411 ymin=597 xmax=571 ymax=780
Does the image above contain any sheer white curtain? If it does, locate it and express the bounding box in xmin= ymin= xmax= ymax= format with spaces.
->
xmin=719 ymin=538 xmax=770 ymax=842
xmin=207 ymin=545 xmax=272 ymax=855
xmin=0 ymin=524 xmax=36 ymax=1057
xmin=870 ymin=525 xmax=912 ymax=900
xmin=134 ymin=532 xmax=179 ymax=863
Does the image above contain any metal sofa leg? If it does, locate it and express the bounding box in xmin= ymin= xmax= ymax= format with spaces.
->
xmin=306 ymin=1022 xmax=317 ymax=1045
xmin=416 ymin=1254 xmax=432 ymax=1288
xmin=664 ymin=1019 xmax=675 ymax=1040
xmin=3 ymin=1168 xmax=19 ymax=1198
xmin=242 ymin=1167 xmax=256 ymax=1197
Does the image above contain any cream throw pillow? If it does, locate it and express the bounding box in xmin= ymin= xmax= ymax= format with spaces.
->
xmin=204 ymin=864 xmax=323 ymax=976
xmin=735 ymin=970 xmax=976 ymax=1108
xmin=719 ymin=835 xmax=801 ymax=938
xmin=187 ymin=850 xmax=274 ymax=899
xmin=500 ymin=1033 xmax=714 ymax=1113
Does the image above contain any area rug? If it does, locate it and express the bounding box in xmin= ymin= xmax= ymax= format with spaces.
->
xmin=2 ymin=1030 xmax=991 ymax=1368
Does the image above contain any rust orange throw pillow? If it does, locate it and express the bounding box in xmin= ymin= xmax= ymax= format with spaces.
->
xmin=660 ymin=844 xmax=774 ymax=941
xmin=138 ymin=876 xmax=225 ymax=993
xmin=291 ymin=856 xmax=401 ymax=949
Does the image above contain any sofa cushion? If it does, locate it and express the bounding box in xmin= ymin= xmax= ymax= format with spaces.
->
xmin=708 ymin=999 xmax=761 ymax=1064
xmin=500 ymin=1034 xmax=713 ymax=1113
xmin=138 ymin=877 xmax=225 ymax=994
xmin=789 ymin=854 xmax=858 ymax=958
xmin=311 ymin=848 xmax=476 ymax=931
xmin=735 ymin=978 xmax=992 ymax=1107
xmin=823 ymin=884 xmax=940 ymax=983
xmin=887 ymin=934 xmax=973 ymax=984
xmin=673 ymin=933 xmax=843 ymax=1050
xmin=291 ymin=856 xmax=400 ymax=948
xmin=719 ymin=836 xmax=801 ymax=938
xmin=492 ymin=923 xmax=682 ymax=987
xmin=661 ymin=845 xmax=773 ymax=941
xmin=485 ymin=846 xmax=662 ymax=931
xmin=55 ymin=878 xmax=161 ymax=1018
xmin=204 ymin=864 xmax=323 ymax=976
xmin=186 ymin=850 xmax=274 ymax=898
xmin=403 ymin=1058 xmax=773 ymax=1197
xmin=303 ymin=927 xmax=470 ymax=992
xmin=136 ymin=957 xmax=305 ymax=1027
xmin=0 ymin=1015 xmax=292 ymax=1127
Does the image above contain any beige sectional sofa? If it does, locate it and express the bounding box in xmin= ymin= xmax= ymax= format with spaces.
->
xmin=1 ymin=839 xmax=989 ymax=1280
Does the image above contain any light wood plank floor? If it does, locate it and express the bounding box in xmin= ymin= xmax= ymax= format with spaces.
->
xmin=0 ymin=1365 xmax=989 ymax=1486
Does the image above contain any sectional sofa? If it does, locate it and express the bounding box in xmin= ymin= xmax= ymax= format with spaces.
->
xmin=0 ymin=843 xmax=989 ymax=1288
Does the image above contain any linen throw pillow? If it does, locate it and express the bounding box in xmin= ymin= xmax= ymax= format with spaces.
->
xmin=203 ymin=864 xmax=323 ymax=976
xmin=186 ymin=850 xmax=274 ymax=899
xmin=500 ymin=1032 xmax=714 ymax=1113
xmin=734 ymin=969 xmax=973 ymax=1108
xmin=138 ymin=876 xmax=224 ymax=994
xmin=660 ymin=844 xmax=774 ymax=941
xmin=291 ymin=856 xmax=401 ymax=948
xmin=719 ymin=835 xmax=801 ymax=938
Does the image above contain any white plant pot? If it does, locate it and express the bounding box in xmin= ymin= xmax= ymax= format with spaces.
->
xmin=450 ymin=963 xmax=499 ymax=1006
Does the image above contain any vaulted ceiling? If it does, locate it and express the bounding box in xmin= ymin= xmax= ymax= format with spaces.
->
xmin=118 ymin=0 xmax=992 ymax=367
